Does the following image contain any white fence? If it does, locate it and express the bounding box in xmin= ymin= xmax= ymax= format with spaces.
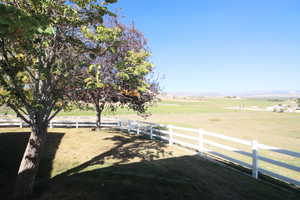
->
xmin=1 ymin=118 xmax=300 ymax=187
xmin=0 ymin=119 xmax=119 ymax=128
xmin=119 ymin=119 xmax=300 ymax=187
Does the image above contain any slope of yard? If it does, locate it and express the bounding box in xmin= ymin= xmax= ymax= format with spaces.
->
xmin=0 ymin=128 xmax=299 ymax=200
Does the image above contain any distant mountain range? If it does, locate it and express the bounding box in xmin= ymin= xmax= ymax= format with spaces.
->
xmin=164 ymin=90 xmax=300 ymax=98
xmin=235 ymin=90 xmax=300 ymax=98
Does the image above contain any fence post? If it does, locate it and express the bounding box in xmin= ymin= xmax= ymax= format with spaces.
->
xmin=137 ymin=123 xmax=140 ymax=135
xmin=127 ymin=120 xmax=131 ymax=133
xmin=252 ymin=140 xmax=259 ymax=179
xmin=76 ymin=121 xmax=79 ymax=129
xmin=150 ymin=126 xmax=153 ymax=140
xmin=198 ymin=129 xmax=204 ymax=155
xmin=168 ymin=125 xmax=173 ymax=145
xmin=50 ymin=121 xmax=53 ymax=129
xmin=20 ymin=121 xmax=23 ymax=128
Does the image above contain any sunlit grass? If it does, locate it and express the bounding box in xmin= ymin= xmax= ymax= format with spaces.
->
xmin=1 ymin=128 xmax=298 ymax=200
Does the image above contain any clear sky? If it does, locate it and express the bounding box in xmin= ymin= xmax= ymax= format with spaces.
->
xmin=111 ymin=0 xmax=300 ymax=94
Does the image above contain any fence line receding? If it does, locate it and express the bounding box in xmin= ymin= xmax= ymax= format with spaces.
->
xmin=1 ymin=118 xmax=299 ymax=187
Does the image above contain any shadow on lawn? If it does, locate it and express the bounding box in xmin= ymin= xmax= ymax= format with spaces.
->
xmin=56 ymin=131 xmax=173 ymax=178
xmin=2 ymin=129 xmax=299 ymax=200
xmin=45 ymin=130 xmax=299 ymax=200
xmin=0 ymin=131 xmax=64 ymax=199
xmin=42 ymin=155 xmax=299 ymax=200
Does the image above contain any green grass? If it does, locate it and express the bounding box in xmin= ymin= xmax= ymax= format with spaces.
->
xmin=47 ymin=98 xmax=279 ymax=116
xmin=1 ymin=98 xmax=299 ymax=190
xmin=112 ymin=98 xmax=300 ymax=183
xmin=0 ymin=97 xmax=287 ymax=116
xmin=0 ymin=128 xmax=299 ymax=200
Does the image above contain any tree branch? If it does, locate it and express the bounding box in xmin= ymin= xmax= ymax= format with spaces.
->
xmin=7 ymin=103 xmax=31 ymax=125
xmin=0 ymin=39 xmax=33 ymax=114
xmin=47 ymin=107 xmax=63 ymax=122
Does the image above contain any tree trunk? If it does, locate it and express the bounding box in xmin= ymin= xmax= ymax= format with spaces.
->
xmin=14 ymin=123 xmax=48 ymax=200
xmin=95 ymin=103 xmax=104 ymax=131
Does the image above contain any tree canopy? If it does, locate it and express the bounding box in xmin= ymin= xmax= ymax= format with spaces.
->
xmin=71 ymin=18 xmax=159 ymax=128
xmin=297 ymin=98 xmax=300 ymax=107
xmin=0 ymin=0 xmax=120 ymax=198
xmin=0 ymin=0 xmax=118 ymax=124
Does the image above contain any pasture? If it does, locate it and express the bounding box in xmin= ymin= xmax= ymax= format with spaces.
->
xmin=0 ymin=128 xmax=299 ymax=200
xmin=4 ymin=98 xmax=299 ymax=150
xmin=1 ymin=97 xmax=300 ymax=192
xmin=113 ymin=98 xmax=299 ymax=151
xmin=50 ymin=97 xmax=300 ymax=183
xmin=117 ymin=98 xmax=300 ymax=183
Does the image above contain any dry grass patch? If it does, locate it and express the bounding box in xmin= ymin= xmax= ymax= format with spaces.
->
xmin=0 ymin=127 xmax=299 ymax=200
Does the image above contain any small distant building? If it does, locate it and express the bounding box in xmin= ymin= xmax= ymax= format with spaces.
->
xmin=267 ymin=104 xmax=285 ymax=112
xmin=224 ymin=96 xmax=241 ymax=100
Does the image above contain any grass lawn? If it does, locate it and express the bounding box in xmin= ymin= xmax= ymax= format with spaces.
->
xmin=0 ymin=127 xmax=299 ymax=200
xmin=118 ymin=99 xmax=300 ymax=182
xmin=49 ymin=98 xmax=298 ymax=151
xmin=1 ymin=98 xmax=300 ymax=183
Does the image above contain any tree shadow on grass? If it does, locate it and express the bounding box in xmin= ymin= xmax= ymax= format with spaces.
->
xmin=45 ymin=130 xmax=300 ymax=200
xmin=41 ymin=155 xmax=300 ymax=200
xmin=0 ymin=131 xmax=64 ymax=199
xmin=55 ymin=131 xmax=173 ymax=178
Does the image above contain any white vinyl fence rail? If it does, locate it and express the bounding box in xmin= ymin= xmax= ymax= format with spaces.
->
xmin=0 ymin=119 xmax=119 ymax=128
xmin=1 ymin=118 xmax=300 ymax=187
xmin=118 ymin=119 xmax=300 ymax=187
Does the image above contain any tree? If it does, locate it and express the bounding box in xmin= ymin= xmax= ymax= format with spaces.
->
xmin=0 ymin=0 xmax=117 ymax=199
xmin=297 ymin=98 xmax=300 ymax=107
xmin=72 ymin=19 xmax=159 ymax=130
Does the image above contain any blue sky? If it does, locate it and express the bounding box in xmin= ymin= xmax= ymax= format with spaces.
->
xmin=110 ymin=0 xmax=300 ymax=94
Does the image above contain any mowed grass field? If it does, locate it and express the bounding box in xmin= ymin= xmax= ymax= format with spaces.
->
xmin=116 ymin=98 xmax=300 ymax=182
xmin=99 ymin=98 xmax=299 ymax=150
xmin=0 ymin=128 xmax=299 ymax=200
xmin=54 ymin=97 xmax=300 ymax=183
xmin=1 ymin=98 xmax=299 ymax=188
